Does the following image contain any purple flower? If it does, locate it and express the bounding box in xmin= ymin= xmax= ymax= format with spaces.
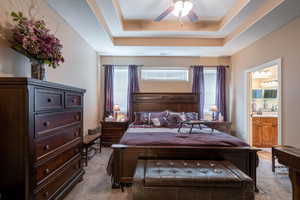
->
xmin=9 ymin=11 xmax=64 ymax=68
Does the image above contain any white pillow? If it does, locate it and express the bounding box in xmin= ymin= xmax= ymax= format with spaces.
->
xmin=151 ymin=118 xmax=161 ymax=127
xmin=179 ymin=113 xmax=187 ymax=121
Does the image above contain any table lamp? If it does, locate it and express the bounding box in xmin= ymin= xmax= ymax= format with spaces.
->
xmin=210 ymin=105 xmax=218 ymax=121
xmin=113 ymin=104 xmax=120 ymax=121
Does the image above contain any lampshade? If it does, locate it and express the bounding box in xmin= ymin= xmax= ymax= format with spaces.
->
xmin=113 ymin=104 xmax=120 ymax=112
xmin=173 ymin=0 xmax=193 ymax=17
xmin=210 ymin=105 xmax=218 ymax=112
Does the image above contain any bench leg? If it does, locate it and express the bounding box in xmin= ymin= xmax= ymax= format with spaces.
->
xmin=85 ymin=147 xmax=88 ymax=167
xmin=99 ymin=138 xmax=102 ymax=153
xmin=272 ymin=147 xmax=276 ymax=172
xmin=289 ymin=168 xmax=300 ymax=200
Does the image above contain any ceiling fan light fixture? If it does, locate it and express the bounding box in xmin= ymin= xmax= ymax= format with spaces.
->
xmin=173 ymin=0 xmax=193 ymax=17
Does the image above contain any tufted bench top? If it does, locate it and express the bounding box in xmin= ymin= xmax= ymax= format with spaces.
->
xmin=144 ymin=160 xmax=248 ymax=187
xmin=133 ymin=159 xmax=255 ymax=200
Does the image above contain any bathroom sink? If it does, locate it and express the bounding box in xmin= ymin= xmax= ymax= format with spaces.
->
xmin=262 ymin=112 xmax=278 ymax=116
xmin=252 ymin=112 xmax=278 ymax=117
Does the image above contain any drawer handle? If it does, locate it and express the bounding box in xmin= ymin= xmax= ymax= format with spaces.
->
xmin=71 ymin=98 xmax=77 ymax=103
xmin=74 ymin=131 xmax=79 ymax=137
xmin=43 ymin=191 xmax=49 ymax=197
xmin=44 ymin=168 xmax=50 ymax=174
xmin=44 ymin=145 xmax=50 ymax=150
xmin=43 ymin=121 xmax=50 ymax=127
xmin=47 ymin=98 xmax=53 ymax=103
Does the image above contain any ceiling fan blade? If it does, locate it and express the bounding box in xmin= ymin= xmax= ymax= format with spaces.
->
xmin=188 ymin=10 xmax=199 ymax=22
xmin=154 ymin=6 xmax=174 ymax=22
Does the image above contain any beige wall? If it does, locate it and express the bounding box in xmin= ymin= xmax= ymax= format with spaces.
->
xmin=0 ymin=0 xmax=100 ymax=134
xmin=231 ymin=16 xmax=300 ymax=147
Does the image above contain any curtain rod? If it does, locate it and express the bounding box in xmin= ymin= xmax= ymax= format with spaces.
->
xmin=190 ymin=65 xmax=230 ymax=68
xmin=102 ymin=64 xmax=144 ymax=67
xmin=102 ymin=65 xmax=230 ymax=68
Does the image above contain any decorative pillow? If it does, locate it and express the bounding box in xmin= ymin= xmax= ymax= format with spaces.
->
xmin=185 ymin=112 xmax=199 ymax=121
xmin=179 ymin=112 xmax=187 ymax=121
xmin=151 ymin=118 xmax=161 ymax=127
xmin=165 ymin=111 xmax=185 ymax=128
xmin=133 ymin=112 xmax=150 ymax=125
xmin=149 ymin=111 xmax=168 ymax=126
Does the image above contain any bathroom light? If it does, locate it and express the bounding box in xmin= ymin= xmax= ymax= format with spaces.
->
xmin=173 ymin=0 xmax=193 ymax=17
xmin=253 ymin=71 xmax=272 ymax=79
xmin=261 ymin=80 xmax=278 ymax=88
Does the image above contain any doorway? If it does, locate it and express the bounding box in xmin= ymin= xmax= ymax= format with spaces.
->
xmin=245 ymin=59 xmax=282 ymax=148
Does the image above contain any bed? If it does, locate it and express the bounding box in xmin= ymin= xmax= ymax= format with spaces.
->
xmin=108 ymin=93 xmax=260 ymax=190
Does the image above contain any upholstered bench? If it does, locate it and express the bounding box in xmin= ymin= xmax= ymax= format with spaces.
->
xmin=133 ymin=160 xmax=254 ymax=200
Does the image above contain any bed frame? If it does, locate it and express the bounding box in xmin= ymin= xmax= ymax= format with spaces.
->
xmin=111 ymin=93 xmax=260 ymax=190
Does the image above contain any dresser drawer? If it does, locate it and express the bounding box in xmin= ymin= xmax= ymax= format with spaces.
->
xmin=35 ymin=125 xmax=81 ymax=160
xmin=35 ymin=145 xmax=80 ymax=184
xmin=35 ymin=111 xmax=81 ymax=134
xmin=102 ymin=129 xmax=124 ymax=137
xmin=35 ymin=155 xmax=81 ymax=200
xmin=101 ymin=137 xmax=121 ymax=144
xmin=65 ymin=92 xmax=83 ymax=108
xmin=102 ymin=129 xmax=124 ymax=145
xmin=35 ymin=89 xmax=64 ymax=112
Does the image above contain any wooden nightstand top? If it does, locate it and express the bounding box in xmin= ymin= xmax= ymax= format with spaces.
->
xmin=101 ymin=120 xmax=128 ymax=124
xmin=101 ymin=121 xmax=129 ymax=130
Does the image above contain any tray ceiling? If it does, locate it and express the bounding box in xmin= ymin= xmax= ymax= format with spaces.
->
xmin=48 ymin=0 xmax=300 ymax=56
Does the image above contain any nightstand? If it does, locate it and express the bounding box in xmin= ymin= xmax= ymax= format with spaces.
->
xmin=100 ymin=121 xmax=129 ymax=146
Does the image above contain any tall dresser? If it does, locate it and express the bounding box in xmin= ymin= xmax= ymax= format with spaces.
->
xmin=0 ymin=78 xmax=85 ymax=200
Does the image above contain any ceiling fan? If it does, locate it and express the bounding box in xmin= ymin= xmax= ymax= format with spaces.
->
xmin=154 ymin=0 xmax=199 ymax=22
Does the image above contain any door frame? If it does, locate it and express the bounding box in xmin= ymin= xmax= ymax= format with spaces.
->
xmin=244 ymin=58 xmax=282 ymax=146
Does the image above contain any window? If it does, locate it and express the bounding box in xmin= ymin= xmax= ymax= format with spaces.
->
xmin=203 ymin=69 xmax=217 ymax=117
xmin=141 ymin=68 xmax=189 ymax=81
xmin=113 ymin=67 xmax=128 ymax=114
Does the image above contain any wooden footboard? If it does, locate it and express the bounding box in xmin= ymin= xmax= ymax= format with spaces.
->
xmin=111 ymin=144 xmax=260 ymax=191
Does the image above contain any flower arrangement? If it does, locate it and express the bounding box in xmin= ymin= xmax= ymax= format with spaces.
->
xmin=9 ymin=11 xmax=64 ymax=69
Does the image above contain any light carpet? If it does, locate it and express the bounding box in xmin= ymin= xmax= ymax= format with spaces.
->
xmin=65 ymin=148 xmax=292 ymax=200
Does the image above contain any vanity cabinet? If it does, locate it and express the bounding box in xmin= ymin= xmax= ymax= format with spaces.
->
xmin=252 ymin=117 xmax=278 ymax=147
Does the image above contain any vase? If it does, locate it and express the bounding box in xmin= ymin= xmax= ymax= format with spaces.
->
xmin=30 ymin=59 xmax=47 ymax=80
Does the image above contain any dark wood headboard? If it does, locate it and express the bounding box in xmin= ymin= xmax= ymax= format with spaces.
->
xmin=133 ymin=93 xmax=198 ymax=113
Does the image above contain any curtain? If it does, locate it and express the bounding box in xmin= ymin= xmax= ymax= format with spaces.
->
xmin=192 ymin=66 xmax=205 ymax=119
xmin=127 ymin=65 xmax=140 ymax=122
xmin=216 ymin=66 xmax=227 ymax=121
xmin=103 ymin=65 xmax=114 ymax=118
